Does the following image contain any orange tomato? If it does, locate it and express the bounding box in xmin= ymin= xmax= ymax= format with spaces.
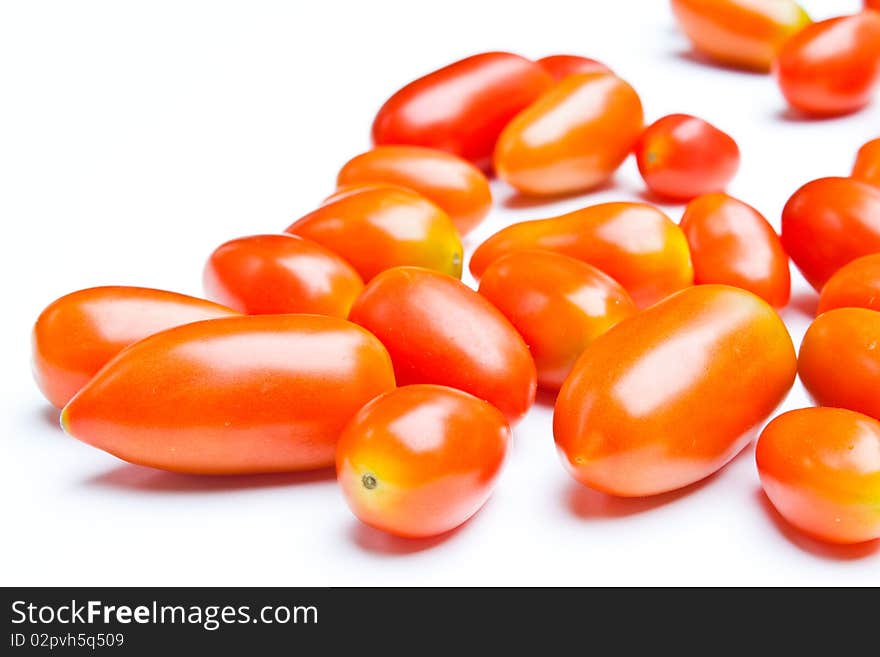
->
xmin=336 ymin=146 xmax=492 ymax=236
xmin=285 ymin=184 xmax=462 ymax=281
xmin=798 ymin=307 xmax=880 ymax=421
xmin=348 ymin=267 xmax=536 ymax=423
xmin=478 ymin=251 xmax=637 ymax=390
xmin=852 ymin=137 xmax=880 ymax=187
xmin=371 ymin=52 xmax=553 ymax=170
xmin=493 ymin=72 xmax=644 ymax=196
xmin=679 ymin=193 xmax=790 ymax=307
xmin=470 ymin=202 xmax=693 ymax=308
xmin=780 ymin=177 xmax=880 ymax=291
xmin=670 ymin=0 xmax=811 ymax=71
xmin=757 ymin=407 xmax=880 ymax=544
xmin=635 ymin=114 xmax=740 ymax=200
xmin=536 ymin=54 xmax=611 ymax=80
xmin=773 ymin=12 xmax=880 ymax=116
xmin=203 ymin=234 xmax=363 ymax=317
xmin=336 ymin=384 xmax=510 ymax=538
xmin=817 ymin=253 xmax=880 ymax=313
xmin=61 ymin=314 xmax=396 ymax=474
xmin=554 ymin=285 xmax=797 ymax=497
xmin=32 ymin=286 xmax=237 ymax=409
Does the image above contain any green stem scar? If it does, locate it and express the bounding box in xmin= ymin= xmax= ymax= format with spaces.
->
xmin=362 ymin=473 xmax=378 ymax=490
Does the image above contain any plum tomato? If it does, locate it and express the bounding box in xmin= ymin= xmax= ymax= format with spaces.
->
xmin=348 ymin=267 xmax=537 ymax=423
xmin=535 ymin=54 xmax=612 ymax=80
xmin=852 ymin=137 xmax=880 ymax=187
xmin=478 ymin=251 xmax=637 ymax=390
xmin=493 ymin=72 xmax=644 ymax=196
xmin=635 ymin=114 xmax=740 ymax=201
xmin=285 ymin=184 xmax=462 ymax=281
xmin=780 ymin=177 xmax=880 ymax=291
xmin=470 ymin=202 xmax=693 ymax=308
xmin=371 ymin=52 xmax=553 ymax=170
xmin=203 ymin=234 xmax=363 ymax=317
xmin=679 ymin=193 xmax=790 ymax=307
xmin=554 ymin=284 xmax=797 ymax=497
xmin=798 ymin=307 xmax=880 ymax=421
xmin=32 ymin=286 xmax=238 ymax=409
xmin=336 ymin=384 xmax=510 ymax=538
xmin=817 ymin=253 xmax=880 ymax=313
xmin=757 ymin=407 xmax=880 ymax=544
xmin=61 ymin=314 xmax=396 ymax=474
xmin=336 ymin=146 xmax=492 ymax=236
xmin=670 ymin=0 xmax=811 ymax=71
xmin=773 ymin=12 xmax=880 ymax=116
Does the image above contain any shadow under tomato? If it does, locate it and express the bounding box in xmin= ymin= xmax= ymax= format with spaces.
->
xmin=773 ymin=107 xmax=864 ymax=124
xmin=781 ymin=290 xmax=818 ymax=321
xmin=754 ymin=489 xmax=880 ymax=560
xmin=634 ymin=188 xmax=689 ymax=208
xmin=563 ymin=472 xmax=718 ymax=520
xmin=347 ymin=522 xmax=459 ymax=556
xmin=672 ymin=50 xmax=767 ymax=76
xmin=501 ymin=178 xmax=618 ymax=210
xmin=84 ymin=462 xmax=336 ymax=493
xmin=38 ymin=405 xmax=62 ymax=431
xmin=533 ymin=388 xmax=559 ymax=409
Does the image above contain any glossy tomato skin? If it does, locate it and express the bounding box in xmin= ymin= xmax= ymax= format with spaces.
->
xmin=671 ymin=0 xmax=811 ymax=71
xmin=554 ymin=285 xmax=797 ymax=497
xmin=536 ymin=54 xmax=611 ymax=80
xmin=817 ymin=253 xmax=880 ymax=313
xmin=773 ymin=12 xmax=880 ymax=116
xmin=798 ymin=308 xmax=880 ymax=421
xmin=780 ymin=177 xmax=880 ymax=291
xmin=852 ymin=138 xmax=880 ymax=187
xmin=336 ymin=146 xmax=492 ymax=236
xmin=61 ymin=314 xmax=396 ymax=474
xmin=636 ymin=114 xmax=740 ymax=200
xmin=470 ymin=202 xmax=693 ymax=308
xmin=478 ymin=251 xmax=637 ymax=390
xmin=337 ymin=384 xmax=510 ymax=538
xmin=203 ymin=234 xmax=363 ymax=317
xmin=679 ymin=193 xmax=790 ymax=306
xmin=372 ymin=52 xmax=553 ymax=170
xmin=33 ymin=286 xmax=238 ymax=409
xmin=494 ymin=72 xmax=644 ymax=196
xmin=348 ymin=267 xmax=536 ymax=423
xmin=757 ymin=407 xmax=880 ymax=544
xmin=285 ymin=184 xmax=462 ymax=281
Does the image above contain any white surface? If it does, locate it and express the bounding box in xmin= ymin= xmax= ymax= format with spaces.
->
xmin=2 ymin=0 xmax=879 ymax=587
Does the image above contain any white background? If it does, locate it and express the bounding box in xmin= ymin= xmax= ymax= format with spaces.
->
xmin=2 ymin=0 xmax=879 ymax=586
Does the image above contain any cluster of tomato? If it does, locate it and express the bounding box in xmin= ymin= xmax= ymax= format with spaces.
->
xmin=31 ymin=1 xmax=880 ymax=544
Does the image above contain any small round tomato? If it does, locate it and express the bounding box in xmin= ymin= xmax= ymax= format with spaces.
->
xmin=348 ymin=267 xmax=536 ymax=423
xmin=852 ymin=137 xmax=880 ymax=187
xmin=470 ymin=202 xmax=693 ymax=308
xmin=773 ymin=12 xmax=880 ymax=116
xmin=336 ymin=384 xmax=510 ymax=538
xmin=61 ymin=314 xmax=396 ymax=474
xmin=757 ymin=407 xmax=880 ymax=544
xmin=554 ymin=284 xmax=797 ymax=497
xmin=781 ymin=177 xmax=880 ymax=291
xmin=635 ymin=114 xmax=740 ymax=201
xmin=372 ymin=52 xmax=553 ymax=170
xmin=798 ymin=307 xmax=880 ymax=421
xmin=671 ymin=0 xmax=811 ymax=71
xmin=32 ymin=286 xmax=238 ymax=409
xmin=535 ymin=54 xmax=611 ymax=80
xmin=285 ymin=184 xmax=462 ymax=281
xmin=478 ymin=251 xmax=637 ymax=390
xmin=679 ymin=193 xmax=790 ymax=307
xmin=494 ymin=72 xmax=644 ymax=196
xmin=203 ymin=234 xmax=363 ymax=317
xmin=817 ymin=253 xmax=880 ymax=313
xmin=336 ymin=146 xmax=492 ymax=236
